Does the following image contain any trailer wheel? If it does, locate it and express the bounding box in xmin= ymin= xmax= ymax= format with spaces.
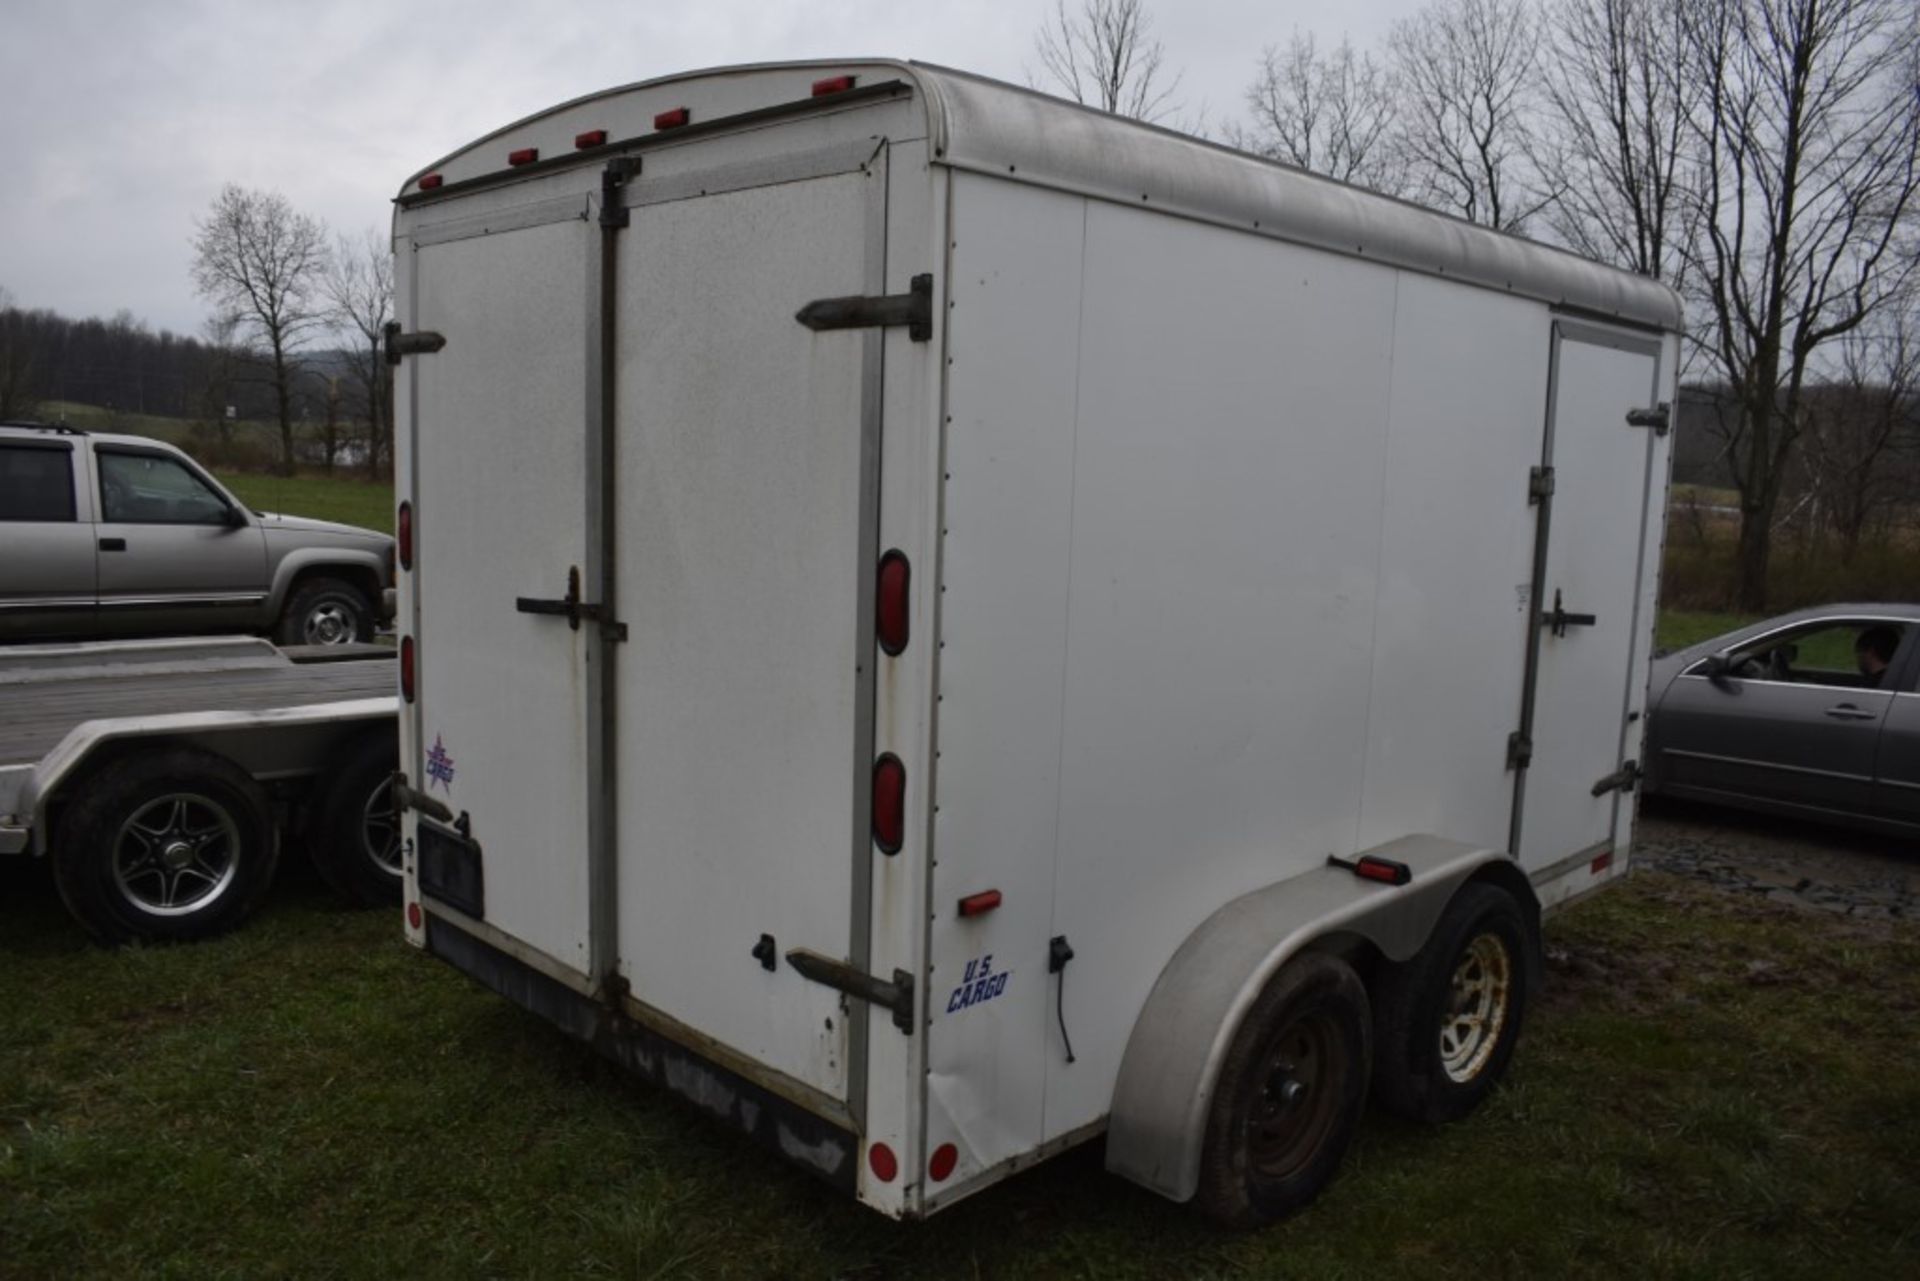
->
xmin=51 ymin=746 xmax=277 ymax=945
xmin=275 ymin=576 xmax=375 ymax=646
xmin=307 ymin=731 xmax=401 ymax=907
xmin=1371 ymin=882 xmax=1531 ymax=1124
xmin=1193 ymin=952 xmax=1371 ymax=1228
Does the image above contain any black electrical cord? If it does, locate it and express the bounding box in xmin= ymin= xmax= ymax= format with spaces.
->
xmin=1049 ymin=935 xmax=1076 ymax=1064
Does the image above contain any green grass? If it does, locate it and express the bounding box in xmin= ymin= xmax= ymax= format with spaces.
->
xmin=1655 ymin=611 xmax=1761 ymax=652
xmin=33 ymin=400 xmax=196 ymax=445
xmin=214 ymin=470 xmax=394 ymax=535
xmin=3 ymin=857 xmax=1914 ymax=1279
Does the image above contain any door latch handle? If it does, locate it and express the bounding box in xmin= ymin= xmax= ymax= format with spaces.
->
xmin=98 ymin=537 xmax=127 ymax=552
xmin=1824 ymin=704 xmax=1879 ymax=721
xmin=1541 ymin=588 xmax=1597 ymax=638
xmin=516 ymin=566 xmax=626 ymax=641
xmin=1590 ymin=759 xmax=1640 ymax=796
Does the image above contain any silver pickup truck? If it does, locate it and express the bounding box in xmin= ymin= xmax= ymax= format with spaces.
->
xmin=0 ymin=420 xmax=395 ymax=644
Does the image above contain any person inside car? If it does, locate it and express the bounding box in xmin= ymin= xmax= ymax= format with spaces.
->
xmin=1855 ymin=626 xmax=1899 ymax=687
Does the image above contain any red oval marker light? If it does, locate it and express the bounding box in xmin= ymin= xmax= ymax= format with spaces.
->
xmin=400 ymin=635 xmax=416 ymax=703
xmin=812 ymin=75 xmax=857 ymax=97
xmin=396 ymin=500 xmax=413 ymax=570
xmin=406 ymin=901 xmax=422 ymax=931
xmin=876 ymin=550 xmax=910 ymax=655
xmin=872 ymin=754 xmax=905 ymax=854
xmin=418 ymin=173 xmax=443 ymax=191
xmin=928 ymin=1142 xmax=958 ymax=1182
xmin=574 ymin=128 xmax=608 ymax=149
xmin=653 ymin=106 xmax=690 ymax=130
xmin=868 ymin=1142 xmax=898 ymax=1183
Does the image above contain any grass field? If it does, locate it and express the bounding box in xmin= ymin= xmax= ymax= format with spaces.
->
xmin=3 ymin=854 xmax=1914 ymax=1279
xmin=215 ymin=470 xmax=395 ymax=536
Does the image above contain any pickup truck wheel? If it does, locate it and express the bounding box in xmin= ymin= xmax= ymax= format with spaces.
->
xmin=308 ymin=731 xmax=401 ymax=907
xmin=1371 ymin=882 xmax=1531 ymax=1124
xmin=276 ymin=577 xmax=374 ymax=646
xmin=1193 ymin=953 xmax=1370 ymax=1228
xmin=52 ymin=747 xmax=277 ymax=945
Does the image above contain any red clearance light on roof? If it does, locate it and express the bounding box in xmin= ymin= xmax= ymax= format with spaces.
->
xmin=812 ymin=74 xmax=857 ymax=97
xmin=872 ymin=754 xmax=905 ymax=854
xmin=418 ymin=173 xmax=443 ymax=191
xmin=396 ymin=500 xmax=413 ymax=570
xmin=400 ymin=635 xmax=416 ymax=703
xmin=957 ymin=889 xmax=1002 ymax=918
xmin=508 ymin=147 xmax=539 ymax=166
xmin=876 ymin=550 xmax=910 ymax=655
xmin=653 ymin=106 xmax=690 ymax=130
xmin=574 ymin=128 xmax=608 ymax=150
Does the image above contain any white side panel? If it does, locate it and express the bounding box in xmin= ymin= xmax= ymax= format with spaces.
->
xmin=1520 ymin=333 xmax=1660 ymax=884
xmin=924 ymin=176 xmax=1084 ymax=1185
xmin=410 ymin=219 xmax=593 ymax=972
xmin=1355 ymin=277 xmax=1547 ymax=852
xmin=1045 ymin=204 xmax=1399 ymax=1138
xmin=613 ymin=166 xmax=875 ymax=1101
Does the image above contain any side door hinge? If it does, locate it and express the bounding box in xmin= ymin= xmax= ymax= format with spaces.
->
xmin=784 ymin=948 xmax=916 ymax=1034
xmin=383 ymin=321 xmax=446 ymax=366
xmin=1626 ymin=402 xmax=1670 ymax=435
xmin=796 ymin=273 xmax=933 ymax=342
xmin=1591 ymin=759 xmax=1641 ymax=797
xmin=1528 ymin=465 xmax=1555 ymax=505
xmin=599 ymin=156 xmax=640 ymax=230
xmin=1507 ymin=731 xmax=1533 ymax=771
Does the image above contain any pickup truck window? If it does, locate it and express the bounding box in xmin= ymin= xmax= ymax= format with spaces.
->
xmin=0 ymin=444 xmax=77 ymax=522
xmin=97 ymin=450 xmax=232 ymax=525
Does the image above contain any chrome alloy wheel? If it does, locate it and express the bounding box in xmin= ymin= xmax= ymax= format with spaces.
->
xmin=111 ymin=794 xmax=243 ymax=916
xmin=303 ymin=601 xmax=357 ymax=645
xmin=1439 ymin=932 xmax=1513 ymax=1084
xmin=362 ymin=776 xmax=401 ymax=876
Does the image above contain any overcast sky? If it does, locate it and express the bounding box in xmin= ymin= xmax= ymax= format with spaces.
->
xmin=1 ymin=0 xmax=1426 ymax=338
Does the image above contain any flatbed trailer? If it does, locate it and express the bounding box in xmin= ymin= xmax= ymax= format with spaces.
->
xmin=1 ymin=636 xmax=400 ymax=941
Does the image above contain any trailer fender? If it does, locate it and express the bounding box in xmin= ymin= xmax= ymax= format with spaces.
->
xmin=1104 ymin=835 xmax=1518 ymax=1203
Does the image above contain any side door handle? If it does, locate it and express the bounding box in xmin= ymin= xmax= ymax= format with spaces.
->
xmin=1824 ymin=703 xmax=1879 ymax=721
xmin=99 ymin=537 xmax=127 ymax=552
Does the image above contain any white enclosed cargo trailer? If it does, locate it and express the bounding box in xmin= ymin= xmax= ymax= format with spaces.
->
xmin=391 ymin=61 xmax=1679 ymax=1224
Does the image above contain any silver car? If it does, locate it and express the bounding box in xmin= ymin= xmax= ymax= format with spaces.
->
xmin=0 ymin=421 xmax=394 ymax=644
xmin=1642 ymin=603 xmax=1920 ymax=836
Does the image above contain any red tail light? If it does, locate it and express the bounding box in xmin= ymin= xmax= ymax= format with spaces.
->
xmin=508 ymin=147 xmax=538 ymax=166
xmin=872 ymin=754 xmax=905 ymax=854
xmin=653 ymin=107 xmax=690 ymax=130
xmin=574 ymin=128 xmax=607 ymax=149
xmin=418 ymin=173 xmax=443 ymax=191
xmin=396 ymin=500 xmax=413 ymax=570
xmin=876 ymin=551 xmax=910 ymax=655
xmin=868 ymin=1142 xmax=898 ymax=1183
xmin=812 ymin=75 xmax=857 ymax=97
xmin=400 ymin=635 xmax=416 ymax=703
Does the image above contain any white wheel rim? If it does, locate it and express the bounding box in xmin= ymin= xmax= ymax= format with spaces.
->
xmin=1438 ymin=932 xmax=1512 ymax=1084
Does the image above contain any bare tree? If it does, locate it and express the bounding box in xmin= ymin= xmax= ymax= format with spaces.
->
xmin=191 ymin=185 xmax=329 ymax=476
xmin=1234 ymin=31 xmax=1403 ymax=194
xmin=325 ymin=229 xmax=395 ymax=481
xmin=1388 ymin=0 xmax=1548 ymax=230
xmin=1033 ymin=0 xmax=1182 ymax=123
xmin=0 ymin=287 xmax=41 ymax=420
xmin=1679 ymin=0 xmax=1920 ymax=609
xmin=1537 ymin=0 xmax=1697 ymax=279
xmin=1801 ymin=303 xmax=1920 ymax=561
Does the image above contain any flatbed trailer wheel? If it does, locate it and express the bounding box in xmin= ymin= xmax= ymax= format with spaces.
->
xmin=307 ymin=731 xmax=401 ymax=907
xmin=1371 ymin=882 xmax=1532 ymax=1124
xmin=51 ymin=746 xmax=277 ymax=945
xmin=1194 ymin=952 xmax=1371 ymax=1228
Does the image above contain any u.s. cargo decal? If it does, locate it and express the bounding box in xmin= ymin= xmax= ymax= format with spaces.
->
xmin=946 ymin=954 xmax=1010 ymax=1014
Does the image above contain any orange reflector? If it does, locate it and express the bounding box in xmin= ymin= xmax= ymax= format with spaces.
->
xmin=400 ymin=635 xmax=415 ymax=703
xmin=876 ymin=550 xmax=910 ymax=655
xmin=1591 ymin=849 xmax=1614 ymax=875
xmin=507 ymin=147 xmax=538 ymax=166
xmin=574 ymin=128 xmax=607 ymax=149
xmin=928 ymin=1143 xmax=958 ymax=1182
xmin=653 ymin=106 xmax=690 ymax=130
xmin=957 ymin=889 xmax=1002 ymax=918
xmin=868 ymin=1142 xmax=898 ymax=1183
xmin=812 ymin=74 xmax=857 ymax=97
xmin=418 ymin=173 xmax=443 ymax=190
xmin=872 ymin=754 xmax=905 ymax=854
xmin=406 ymin=902 xmax=422 ymax=931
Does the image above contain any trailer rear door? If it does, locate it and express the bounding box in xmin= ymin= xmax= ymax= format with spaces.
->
xmin=611 ymin=148 xmax=887 ymax=1106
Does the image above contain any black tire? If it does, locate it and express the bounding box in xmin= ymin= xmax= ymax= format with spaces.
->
xmin=274 ymin=576 xmax=374 ymax=647
xmin=1371 ymin=882 xmax=1533 ymax=1124
xmin=1193 ymin=953 xmax=1372 ymax=1228
xmin=307 ymin=731 xmax=401 ymax=907
xmin=51 ymin=746 xmax=277 ymax=945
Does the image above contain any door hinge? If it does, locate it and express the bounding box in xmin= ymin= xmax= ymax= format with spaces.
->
xmin=383 ymin=321 xmax=447 ymax=366
xmin=1507 ymin=731 xmax=1533 ymax=771
xmin=1626 ymin=402 xmax=1670 ymax=435
xmin=1591 ymin=759 xmax=1640 ymax=796
xmin=796 ymin=273 xmax=933 ymax=342
xmin=600 ymin=156 xmax=640 ymax=230
xmin=784 ymin=948 xmax=916 ymax=1034
xmin=515 ymin=565 xmax=628 ymax=642
xmin=1528 ymin=465 xmax=1555 ymax=505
